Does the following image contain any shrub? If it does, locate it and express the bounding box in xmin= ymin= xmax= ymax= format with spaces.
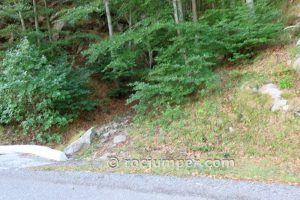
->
xmin=85 ymin=3 xmax=283 ymax=115
xmin=128 ymin=4 xmax=282 ymax=114
xmin=0 ymin=39 xmax=96 ymax=143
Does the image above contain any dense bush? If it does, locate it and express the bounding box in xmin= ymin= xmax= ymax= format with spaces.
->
xmin=126 ymin=4 xmax=282 ymax=113
xmin=0 ymin=0 xmax=286 ymax=140
xmin=0 ymin=39 xmax=96 ymax=143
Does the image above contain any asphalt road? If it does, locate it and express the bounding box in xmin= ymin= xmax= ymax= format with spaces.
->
xmin=0 ymin=153 xmax=299 ymax=200
xmin=0 ymin=169 xmax=299 ymax=200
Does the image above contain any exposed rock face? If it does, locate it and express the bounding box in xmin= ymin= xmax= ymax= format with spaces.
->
xmin=64 ymin=127 xmax=96 ymax=157
xmin=259 ymin=83 xmax=289 ymax=112
xmin=113 ymin=134 xmax=127 ymax=145
xmin=64 ymin=115 xmax=132 ymax=157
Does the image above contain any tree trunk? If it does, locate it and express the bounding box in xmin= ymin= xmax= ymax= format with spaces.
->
xmin=104 ymin=0 xmax=113 ymax=37
xmin=172 ymin=0 xmax=180 ymax=25
xmin=18 ymin=11 xmax=26 ymax=31
xmin=192 ymin=0 xmax=199 ymax=43
xmin=13 ymin=0 xmax=26 ymax=31
xmin=177 ymin=0 xmax=184 ymax=22
xmin=246 ymin=0 xmax=254 ymax=12
xmin=191 ymin=0 xmax=197 ymax=22
xmin=104 ymin=0 xmax=120 ymax=88
xmin=172 ymin=0 xmax=187 ymax=64
xmin=42 ymin=0 xmax=52 ymax=41
xmin=128 ymin=10 xmax=132 ymax=49
xmin=32 ymin=0 xmax=40 ymax=45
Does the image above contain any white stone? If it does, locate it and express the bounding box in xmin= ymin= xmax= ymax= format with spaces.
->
xmin=297 ymin=39 xmax=300 ymax=46
xmin=113 ymin=135 xmax=127 ymax=144
xmin=272 ymin=99 xmax=289 ymax=112
xmin=0 ymin=145 xmax=67 ymax=161
xmin=259 ymin=84 xmax=282 ymax=99
xmin=259 ymin=84 xmax=289 ymax=112
xmin=64 ymin=127 xmax=96 ymax=157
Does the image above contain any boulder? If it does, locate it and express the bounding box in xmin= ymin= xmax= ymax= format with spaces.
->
xmin=272 ymin=99 xmax=288 ymax=112
xmin=259 ymin=84 xmax=282 ymax=99
xmin=293 ymin=57 xmax=300 ymax=73
xmin=297 ymin=38 xmax=300 ymax=46
xmin=64 ymin=127 xmax=96 ymax=157
xmin=113 ymin=134 xmax=127 ymax=145
xmin=259 ymin=83 xmax=289 ymax=112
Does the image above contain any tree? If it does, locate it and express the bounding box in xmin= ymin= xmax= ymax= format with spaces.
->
xmin=32 ymin=0 xmax=40 ymax=45
xmin=104 ymin=0 xmax=113 ymax=37
xmin=246 ymin=0 xmax=255 ymax=13
xmin=192 ymin=0 xmax=198 ymax=22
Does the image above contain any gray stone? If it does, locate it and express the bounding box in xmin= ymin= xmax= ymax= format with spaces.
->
xmin=293 ymin=56 xmax=300 ymax=73
xmin=64 ymin=127 xmax=96 ymax=157
xmin=297 ymin=38 xmax=300 ymax=46
xmin=272 ymin=99 xmax=288 ymax=112
xmin=259 ymin=84 xmax=282 ymax=99
xmin=294 ymin=111 xmax=300 ymax=117
xmin=259 ymin=83 xmax=289 ymax=112
xmin=113 ymin=135 xmax=127 ymax=144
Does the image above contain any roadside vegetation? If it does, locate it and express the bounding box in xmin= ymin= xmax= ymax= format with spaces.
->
xmin=0 ymin=0 xmax=285 ymax=142
xmin=42 ymin=45 xmax=300 ymax=185
xmin=1 ymin=0 xmax=300 ymax=184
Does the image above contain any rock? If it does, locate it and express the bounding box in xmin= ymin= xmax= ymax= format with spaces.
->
xmin=113 ymin=135 xmax=127 ymax=145
xmin=294 ymin=111 xmax=300 ymax=117
xmin=63 ymin=115 xmax=132 ymax=158
xmin=64 ymin=127 xmax=96 ymax=157
xmin=259 ymin=84 xmax=282 ymax=99
xmin=229 ymin=127 xmax=234 ymax=133
xmin=293 ymin=57 xmax=300 ymax=73
xmin=297 ymin=39 xmax=300 ymax=46
xmin=259 ymin=83 xmax=289 ymax=112
xmin=272 ymin=99 xmax=289 ymax=112
xmin=284 ymin=22 xmax=300 ymax=30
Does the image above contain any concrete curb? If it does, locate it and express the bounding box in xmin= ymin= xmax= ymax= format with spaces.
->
xmin=0 ymin=145 xmax=68 ymax=161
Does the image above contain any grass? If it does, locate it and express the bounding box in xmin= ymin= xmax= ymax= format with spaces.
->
xmin=40 ymin=45 xmax=300 ymax=185
xmin=116 ymin=46 xmax=300 ymax=184
xmin=0 ymin=126 xmax=4 ymax=138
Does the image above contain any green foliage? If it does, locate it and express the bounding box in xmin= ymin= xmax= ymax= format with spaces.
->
xmin=126 ymin=3 xmax=282 ymax=114
xmin=202 ymin=3 xmax=283 ymax=61
xmin=0 ymin=0 xmax=286 ymax=142
xmin=278 ymin=76 xmax=293 ymax=89
xmin=0 ymin=39 xmax=96 ymax=143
